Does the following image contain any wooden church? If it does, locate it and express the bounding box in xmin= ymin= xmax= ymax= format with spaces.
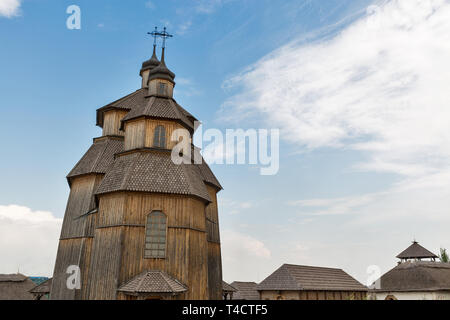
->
xmin=51 ymin=32 xmax=223 ymax=300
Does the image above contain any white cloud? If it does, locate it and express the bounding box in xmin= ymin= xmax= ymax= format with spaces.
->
xmin=222 ymin=0 xmax=450 ymax=179
xmin=220 ymin=0 xmax=450 ymax=282
xmin=0 ymin=205 xmax=62 ymax=276
xmin=219 ymin=199 xmax=255 ymax=215
xmin=177 ymin=20 xmax=192 ymax=35
xmin=0 ymin=0 xmax=21 ymax=18
xmin=195 ymin=0 xmax=225 ymax=14
xmin=145 ymin=1 xmax=155 ymax=9
xmin=221 ymin=230 xmax=272 ymax=282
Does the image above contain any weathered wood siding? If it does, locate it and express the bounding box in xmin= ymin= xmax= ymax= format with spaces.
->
xmin=87 ymin=192 xmax=210 ymax=300
xmin=51 ymin=238 xmax=82 ymax=300
xmin=60 ymin=175 xmax=102 ymax=239
xmin=205 ymin=185 xmax=223 ymax=300
xmin=103 ymin=110 xmax=128 ymax=136
xmin=260 ymin=290 xmax=367 ymax=300
xmin=51 ymin=174 xmax=103 ymax=300
xmin=124 ymin=118 xmax=188 ymax=151
xmin=87 ymin=227 xmax=124 ymax=300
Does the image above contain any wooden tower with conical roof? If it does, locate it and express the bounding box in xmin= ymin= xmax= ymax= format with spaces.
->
xmin=51 ymin=37 xmax=223 ymax=300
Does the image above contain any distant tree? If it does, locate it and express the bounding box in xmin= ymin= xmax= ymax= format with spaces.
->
xmin=439 ymin=248 xmax=449 ymax=263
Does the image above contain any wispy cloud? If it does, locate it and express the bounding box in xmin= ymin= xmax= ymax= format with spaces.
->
xmin=222 ymin=0 xmax=450 ymax=179
xmin=195 ymin=0 xmax=226 ymax=14
xmin=177 ymin=20 xmax=192 ymax=35
xmin=145 ymin=1 xmax=155 ymax=10
xmin=221 ymin=230 xmax=271 ymax=281
xmin=0 ymin=205 xmax=62 ymax=276
xmin=0 ymin=0 xmax=21 ymax=18
xmin=220 ymin=198 xmax=255 ymax=215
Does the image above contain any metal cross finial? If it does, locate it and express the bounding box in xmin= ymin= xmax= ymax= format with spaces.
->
xmin=147 ymin=26 xmax=159 ymax=47
xmin=158 ymin=27 xmax=173 ymax=49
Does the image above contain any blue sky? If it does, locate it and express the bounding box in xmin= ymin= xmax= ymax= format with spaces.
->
xmin=1 ymin=0 xmax=450 ymax=285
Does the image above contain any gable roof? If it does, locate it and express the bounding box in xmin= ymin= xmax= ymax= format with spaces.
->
xmin=375 ymin=261 xmax=450 ymax=292
xmin=396 ymin=241 xmax=438 ymax=260
xmin=95 ymin=150 xmax=212 ymax=202
xmin=257 ymin=264 xmax=367 ymax=292
xmin=230 ymin=282 xmax=260 ymax=300
xmin=118 ymin=271 xmax=187 ymax=295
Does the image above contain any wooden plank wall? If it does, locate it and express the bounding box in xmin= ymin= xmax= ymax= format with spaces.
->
xmin=124 ymin=118 xmax=187 ymax=151
xmin=103 ymin=110 xmax=128 ymax=136
xmin=205 ymin=185 xmax=223 ymax=300
xmin=260 ymin=290 xmax=367 ymax=300
xmin=51 ymin=174 xmax=103 ymax=300
xmin=87 ymin=192 xmax=210 ymax=300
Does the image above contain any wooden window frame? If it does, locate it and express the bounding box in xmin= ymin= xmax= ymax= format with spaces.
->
xmin=158 ymin=82 xmax=167 ymax=95
xmin=153 ymin=125 xmax=167 ymax=149
xmin=144 ymin=211 xmax=168 ymax=259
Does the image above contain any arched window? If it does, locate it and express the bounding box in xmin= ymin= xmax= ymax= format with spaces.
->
xmin=153 ymin=125 xmax=166 ymax=148
xmin=144 ymin=211 xmax=167 ymax=259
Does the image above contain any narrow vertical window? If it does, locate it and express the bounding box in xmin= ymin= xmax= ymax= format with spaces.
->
xmin=158 ymin=82 xmax=167 ymax=95
xmin=153 ymin=125 xmax=166 ymax=148
xmin=144 ymin=211 xmax=167 ymax=259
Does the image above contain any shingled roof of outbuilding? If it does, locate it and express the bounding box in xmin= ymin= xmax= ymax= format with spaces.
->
xmin=223 ymin=281 xmax=237 ymax=293
xmin=67 ymin=137 xmax=123 ymax=183
xmin=120 ymin=96 xmax=195 ymax=131
xmin=29 ymin=278 xmax=52 ymax=294
xmin=95 ymin=150 xmax=212 ymax=202
xmin=118 ymin=271 xmax=187 ymax=295
xmin=396 ymin=241 xmax=438 ymax=260
xmin=230 ymin=282 xmax=260 ymax=300
xmin=256 ymin=264 xmax=367 ymax=292
xmin=0 ymin=274 xmax=35 ymax=300
xmin=374 ymin=261 xmax=450 ymax=292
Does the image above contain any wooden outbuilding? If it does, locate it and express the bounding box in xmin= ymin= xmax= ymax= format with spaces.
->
xmin=0 ymin=274 xmax=36 ymax=300
xmin=230 ymin=282 xmax=260 ymax=300
xmin=370 ymin=241 xmax=450 ymax=300
xmin=51 ymin=41 xmax=223 ymax=300
xmin=257 ymin=264 xmax=367 ymax=300
xmin=29 ymin=278 xmax=52 ymax=300
xmin=222 ymin=281 xmax=237 ymax=300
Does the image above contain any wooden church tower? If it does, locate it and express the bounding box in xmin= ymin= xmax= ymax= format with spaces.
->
xmin=51 ymin=31 xmax=223 ymax=300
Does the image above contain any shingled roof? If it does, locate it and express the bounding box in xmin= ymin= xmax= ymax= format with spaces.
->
xmin=257 ymin=264 xmax=367 ymax=292
xmin=118 ymin=271 xmax=187 ymax=295
xmin=0 ymin=274 xmax=35 ymax=300
xmin=193 ymin=148 xmax=222 ymax=190
xmin=29 ymin=278 xmax=52 ymax=294
xmin=396 ymin=241 xmax=438 ymax=260
xmin=223 ymin=281 xmax=237 ymax=293
xmin=231 ymin=282 xmax=260 ymax=300
xmin=95 ymin=150 xmax=211 ymax=202
xmin=96 ymin=89 xmax=148 ymax=127
xmin=376 ymin=261 xmax=450 ymax=292
xmin=120 ymin=96 xmax=195 ymax=131
xmin=67 ymin=137 xmax=123 ymax=183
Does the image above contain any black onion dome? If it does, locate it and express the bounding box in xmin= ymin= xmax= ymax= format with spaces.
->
xmin=140 ymin=45 xmax=160 ymax=75
xmin=148 ymin=48 xmax=175 ymax=84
